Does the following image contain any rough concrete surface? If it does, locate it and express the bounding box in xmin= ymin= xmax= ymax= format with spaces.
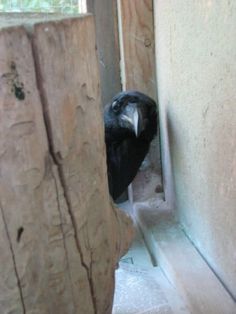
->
xmin=155 ymin=0 xmax=236 ymax=299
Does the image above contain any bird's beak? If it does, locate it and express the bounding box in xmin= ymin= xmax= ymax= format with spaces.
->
xmin=121 ymin=104 xmax=144 ymax=137
xmin=132 ymin=108 xmax=139 ymax=137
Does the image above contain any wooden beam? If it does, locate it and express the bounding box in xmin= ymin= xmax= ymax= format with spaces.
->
xmin=87 ymin=0 xmax=121 ymax=106
xmin=118 ymin=0 xmax=156 ymax=99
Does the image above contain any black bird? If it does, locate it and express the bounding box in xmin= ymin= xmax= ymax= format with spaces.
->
xmin=104 ymin=90 xmax=158 ymax=200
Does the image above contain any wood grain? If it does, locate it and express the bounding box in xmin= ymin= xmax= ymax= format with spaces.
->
xmin=119 ymin=0 xmax=156 ymax=99
xmin=87 ymin=0 xmax=122 ymax=105
xmin=0 ymin=15 xmax=134 ymax=314
xmin=33 ymin=15 xmax=133 ymax=313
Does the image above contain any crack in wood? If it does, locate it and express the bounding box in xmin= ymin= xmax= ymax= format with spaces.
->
xmin=0 ymin=203 xmax=26 ymax=314
xmin=54 ymin=163 xmax=98 ymax=314
xmin=31 ymin=36 xmax=98 ymax=314
xmin=51 ymin=165 xmax=77 ymax=310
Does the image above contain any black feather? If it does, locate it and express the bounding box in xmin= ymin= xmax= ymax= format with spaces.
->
xmin=104 ymin=90 xmax=158 ymax=200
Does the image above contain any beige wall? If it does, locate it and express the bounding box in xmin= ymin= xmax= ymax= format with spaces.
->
xmin=155 ymin=1 xmax=236 ymax=298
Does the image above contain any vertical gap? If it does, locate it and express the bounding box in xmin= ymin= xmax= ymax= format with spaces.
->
xmin=116 ymin=0 xmax=130 ymax=203
xmin=117 ymin=0 xmax=126 ymax=91
xmin=153 ymin=0 xmax=175 ymax=208
xmin=151 ymin=0 xmax=165 ymax=198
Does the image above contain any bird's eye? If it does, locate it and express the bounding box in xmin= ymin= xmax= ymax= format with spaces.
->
xmin=112 ymin=101 xmax=120 ymax=113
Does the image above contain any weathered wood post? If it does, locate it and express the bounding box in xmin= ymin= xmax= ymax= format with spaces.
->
xmin=0 ymin=14 xmax=133 ymax=314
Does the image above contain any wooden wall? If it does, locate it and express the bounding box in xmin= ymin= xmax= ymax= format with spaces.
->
xmin=118 ymin=0 xmax=156 ymax=99
xmin=87 ymin=0 xmax=121 ymax=106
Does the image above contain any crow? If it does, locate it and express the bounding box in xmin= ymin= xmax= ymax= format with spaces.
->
xmin=104 ymin=90 xmax=158 ymax=201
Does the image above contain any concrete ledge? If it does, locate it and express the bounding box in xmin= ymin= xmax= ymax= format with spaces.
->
xmin=134 ymin=199 xmax=236 ymax=314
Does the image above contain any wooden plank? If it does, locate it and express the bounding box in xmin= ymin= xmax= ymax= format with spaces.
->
xmin=118 ymin=0 xmax=156 ymax=99
xmin=87 ymin=0 xmax=121 ymax=105
xmin=0 ymin=16 xmax=134 ymax=314
xmin=33 ymin=15 xmax=134 ymax=314
xmin=0 ymin=25 xmax=86 ymax=314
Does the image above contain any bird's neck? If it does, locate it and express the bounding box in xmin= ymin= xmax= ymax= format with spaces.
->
xmin=105 ymin=126 xmax=134 ymax=145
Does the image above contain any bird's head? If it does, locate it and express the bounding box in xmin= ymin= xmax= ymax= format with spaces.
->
xmin=104 ymin=90 xmax=157 ymax=141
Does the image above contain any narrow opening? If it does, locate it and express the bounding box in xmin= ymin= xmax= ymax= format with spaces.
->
xmin=115 ymin=0 xmax=163 ymax=267
xmin=111 ymin=1 xmax=181 ymax=313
